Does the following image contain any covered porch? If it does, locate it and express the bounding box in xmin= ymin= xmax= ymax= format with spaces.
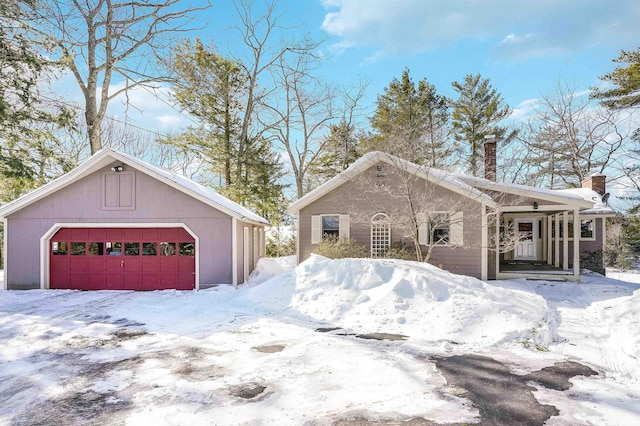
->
xmin=488 ymin=205 xmax=583 ymax=282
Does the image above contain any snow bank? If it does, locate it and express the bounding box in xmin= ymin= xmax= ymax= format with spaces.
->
xmin=239 ymin=255 xmax=551 ymax=350
xmin=246 ymin=256 xmax=296 ymax=285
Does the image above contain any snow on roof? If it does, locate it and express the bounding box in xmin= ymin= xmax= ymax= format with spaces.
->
xmin=115 ymin=150 xmax=269 ymax=224
xmin=553 ymin=187 xmax=616 ymax=215
xmin=454 ymin=174 xmax=595 ymax=208
xmin=0 ymin=148 xmax=269 ymax=225
xmin=287 ymin=151 xmax=496 ymax=213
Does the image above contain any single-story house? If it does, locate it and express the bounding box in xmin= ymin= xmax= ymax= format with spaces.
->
xmin=0 ymin=148 xmax=268 ymax=290
xmin=287 ymin=141 xmax=615 ymax=281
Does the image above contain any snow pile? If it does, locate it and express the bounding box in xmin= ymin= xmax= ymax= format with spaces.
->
xmin=2 ymin=258 xmax=640 ymax=424
xmin=246 ymin=255 xmax=296 ymax=285
xmin=240 ymin=255 xmax=551 ymax=350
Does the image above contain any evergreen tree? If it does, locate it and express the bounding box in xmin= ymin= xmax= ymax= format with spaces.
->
xmin=170 ymin=39 xmax=244 ymax=187
xmin=308 ymin=117 xmax=361 ymax=182
xmin=165 ymin=38 xmax=287 ymax=220
xmin=591 ymin=47 xmax=640 ymax=109
xmin=450 ymin=73 xmax=514 ymax=177
xmin=366 ymin=69 xmax=452 ymax=166
xmin=0 ymin=0 xmax=73 ymax=198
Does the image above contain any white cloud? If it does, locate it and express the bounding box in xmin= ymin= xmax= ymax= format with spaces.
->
xmin=510 ymin=97 xmax=540 ymax=121
xmin=321 ymin=0 xmax=640 ymax=61
xmin=49 ymin=72 xmax=193 ymax=134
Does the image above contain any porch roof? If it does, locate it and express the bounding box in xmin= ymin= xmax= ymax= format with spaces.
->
xmin=454 ymin=175 xmax=595 ymax=209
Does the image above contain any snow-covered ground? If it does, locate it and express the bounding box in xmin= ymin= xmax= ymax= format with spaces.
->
xmin=0 ymin=257 xmax=639 ymax=425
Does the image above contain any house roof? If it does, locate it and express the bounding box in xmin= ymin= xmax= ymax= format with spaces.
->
xmin=287 ymin=151 xmax=497 ymax=214
xmin=454 ymin=175 xmax=596 ymax=208
xmin=0 ymin=148 xmax=269 ymax=226
xmin=287 ymin=151 xmax=599 ymax=214
xmin=553 ymin=188 xmax=616 ymax=216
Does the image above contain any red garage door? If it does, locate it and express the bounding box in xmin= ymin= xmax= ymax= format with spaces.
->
xmin=50 ymin=227 xmax=196 ymax=290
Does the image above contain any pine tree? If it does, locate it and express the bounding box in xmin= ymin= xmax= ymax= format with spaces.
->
xmin=367 ymin=69 xmax=452 ymax=166
xmin=165 ymin=38 xmax=287 ymax=220
xmin=308 ymin=117 xmax=361 ymax=182
xmin=0 ymin=0 xmax=74 ymax=198
xmin=170 ymin=39 xmax=244 ymax=187
xmin=450 ymin=73 xmax=514 ymax=177
xmin=591 ymin=47 xmax=640 ymax=109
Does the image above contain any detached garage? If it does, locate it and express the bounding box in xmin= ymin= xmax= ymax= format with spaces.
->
xmin=0 ymin=148 xmax=269 ymax=290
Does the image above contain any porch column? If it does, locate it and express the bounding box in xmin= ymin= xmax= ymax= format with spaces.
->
xmin=562 ymin=211 xmax=569 ymax=271
xmin=554 ymin=213 xmax=560 ymax=268
xmin=573 ymin=208 xmax=580 ymax=280
xmin=495 ymin=209 xmax=501 ymax=277
xmin=546 ymin=215 xmax=552 ymax=265
xmin=481 ymin=205 xmax=488 ymax=281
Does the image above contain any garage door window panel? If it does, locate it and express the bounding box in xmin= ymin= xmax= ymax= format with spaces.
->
xmin=161 ymin=242 xmax=176 ymax=256
xmin=179 ymin=242 xmax=195 ymax=256
xmin=125 ymin=242 xmax=139 ymax=256
xmin=88 ymin=242 xmax=104 ymax=255
xmin=142 ymin=242 xmax=157 ymax=256
xmin=71 ymin=242 xmax=86 ymax=255
xmin=52 ymin=242 xmax=68 ymax=255
xmin=106 ymin=241 xmax=122 ymax=256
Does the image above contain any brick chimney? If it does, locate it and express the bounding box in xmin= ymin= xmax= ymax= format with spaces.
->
xmin=483 ymin=138 xmax=496 ymax=181
xmin=581 ymin=173 xmax=606 ymax=195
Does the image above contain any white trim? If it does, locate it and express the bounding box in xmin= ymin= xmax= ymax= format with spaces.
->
xmin=601 ymin=217 xmax=606 ymax=253
xmin=563 ymin=211 xmax=569 ymax=271
xmin=2 ymin=218 xmax=7 ymax=290
xmin=497 ymin=271 xmax=578 ymax=282
xmin=232 ymin=218 xmax=238 ymax=287
xmin=573 ymin=208 xmax=580 ymax=281
xmin=339 ymin=214 xmax=350 ymax=239
xmin=243 ymin=227 xmax=250 ymax=283
xmin=553 ymin=213 xmax=560 ymax=268
xmin=546 ymin=215 xmax=552 ymax=265
xmin=40 ymin=222 xmax=200 ymax=290
xmin=481 ymin=205 xmax=487 ymax=281
xmin=495 ymin=209 xmax=501 ymax=277
xmin=420 ymin=211 xmax=458 ymax=246
xmin=370 ymin=212 xmax=391 ymax=258
xmin=550 ymin=217 xmax=597 ymax=241
xmin=498 ymin=204 xmax=589 ymax=212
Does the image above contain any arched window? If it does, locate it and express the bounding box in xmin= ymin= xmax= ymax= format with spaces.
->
xmin=371 ymin=213 xmax=391 ymax=258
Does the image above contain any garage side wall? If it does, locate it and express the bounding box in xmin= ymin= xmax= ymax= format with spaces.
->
xmin=5 ymin=164 xmax=233 ymax=289
xmin=234 ymin=220 xmax=264 ymax=284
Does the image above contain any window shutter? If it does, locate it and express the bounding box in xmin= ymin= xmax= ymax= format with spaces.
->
xmin=339 ymin=215 xmax=350 ymax=239
xmin=311 ymin=215 xmax=322 ymax=244
xmin=450 ymin=212 xmax=464 ymax=246
xmin=418 ymin=213 xmax=428 ymax=245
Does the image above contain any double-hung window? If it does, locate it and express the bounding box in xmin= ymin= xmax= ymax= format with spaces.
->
xmin=322 ymin=215 xmax=340 ymax=239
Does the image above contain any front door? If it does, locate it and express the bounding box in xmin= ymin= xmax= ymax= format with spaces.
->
xmin=514 ymin=219 xmax=536 ymax=259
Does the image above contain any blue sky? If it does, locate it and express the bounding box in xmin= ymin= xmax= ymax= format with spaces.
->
xmin=84 ymin=0 xmax=640 ymax=134
xmin=220 ymin=0 xmax=637 ymax=111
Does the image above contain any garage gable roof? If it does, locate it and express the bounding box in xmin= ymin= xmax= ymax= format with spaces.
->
xmin=0 ymin=148 xmax=269 ymax=225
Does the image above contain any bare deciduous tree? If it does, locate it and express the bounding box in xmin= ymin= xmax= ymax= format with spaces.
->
xmin=267 ymin=52 xmax=335 ymax=198
xmin=523 ymin=83 xmax=632 ymax=188
xmin=25 ymin=0 xmax=209 ymax=154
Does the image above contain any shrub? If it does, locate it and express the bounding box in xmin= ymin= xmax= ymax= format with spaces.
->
xmin=385 ymin=241 xmax=418 ymax=261
xmin=311 ymin=236 xmax=369 ymax=259
xmin=266 ymin=228 xmax=296 ymax=257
